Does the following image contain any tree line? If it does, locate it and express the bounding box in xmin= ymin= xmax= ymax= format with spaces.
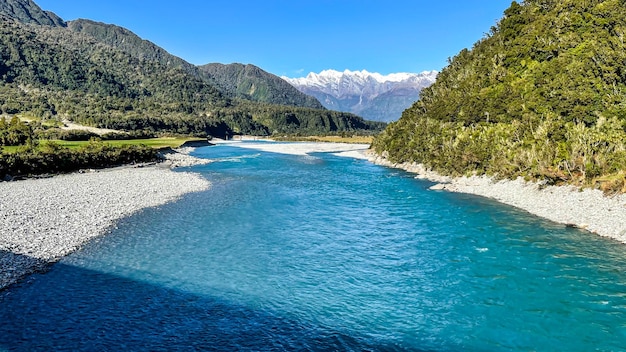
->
xmin=0 ymin=141 xmax=158 ymax=179
xmin=0 ymin=116 xmax=160 ymax=179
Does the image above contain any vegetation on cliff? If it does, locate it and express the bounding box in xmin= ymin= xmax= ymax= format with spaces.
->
xmin=373 ymin=0 xmax=626 ymax=193
xmin=67 ymin=19 xmax=196 ymax=73
xmin=68 ymin=20 xmax=323 ymax=110
xmin=0 ymin=0 xmax=65 ymax=26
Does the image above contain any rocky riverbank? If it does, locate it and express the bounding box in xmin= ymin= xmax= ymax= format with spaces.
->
xmin=159 ymin=147 xmax=213 ymax=168
xmin=366 ymin=151 xmax=626 ymax=244
xmin=0 ymin=162 xmax=210 ymax=290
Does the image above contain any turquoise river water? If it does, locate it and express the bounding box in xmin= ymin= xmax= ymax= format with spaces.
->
xmin=2 ymin=142 xmax=626 ymax=351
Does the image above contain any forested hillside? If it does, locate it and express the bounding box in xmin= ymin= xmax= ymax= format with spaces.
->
xmin=0 ymin=18 xmax=236 ymax=134
xmin=373 ymin=0 xmax=626 ymax=193
xmin=0 ymin=1 xmax=383 ymax=138
xmin=67 ymin=19 xmax=198 ymax=76
xmin=0 ymin=0 xmax=64 ymax=26
xmin=199 ymin=63 xmax=325 ymax=109
xmin=67 ymin=20 xmax=323 ymax=110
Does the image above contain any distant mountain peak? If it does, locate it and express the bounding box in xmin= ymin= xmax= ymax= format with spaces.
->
xmin=282 ymin=69 xmax=437 ymax=122
xmin=301 ymin=69 xmax=438 ymax=85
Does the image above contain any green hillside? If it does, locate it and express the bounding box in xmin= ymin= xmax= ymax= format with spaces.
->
xmin=67 ymin=19 xmax=198 ymax=76
xmin=0 ymin=19 xmax=236 ymax=135
xmin=199 ymin=63 xmax=324 ymax=109
xmin=0 ymin=0 xmax=64 ymax=26
xmin=373 ymin=0 xmax=626 ymax=193
xmin=67 ymin=20 xmax=325 ymax=110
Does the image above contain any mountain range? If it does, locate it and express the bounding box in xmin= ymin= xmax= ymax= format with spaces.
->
xmin=0 ymin=0 xmax=384 ymax=137
xmin=283 ymin=70 xmax=438 ymax=122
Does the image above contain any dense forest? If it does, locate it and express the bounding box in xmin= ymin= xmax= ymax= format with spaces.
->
xmin=0 ymin=140 xmax=158 ymax=179
xmin=373 ymin=0 xmax=626 ymax=193
xmin=198 ymin=63 xmax=324 ymax=109
xmin=0 ymin=115 xmax=31 ymax=146
xmin=67 ymin=18 xmax=199 ymax=76
xmin=68 ymin=20 xmax=323 ymax=110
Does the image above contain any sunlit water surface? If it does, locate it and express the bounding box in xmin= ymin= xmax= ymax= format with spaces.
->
xmin=2 ymin=143 xmax=626 ymax=351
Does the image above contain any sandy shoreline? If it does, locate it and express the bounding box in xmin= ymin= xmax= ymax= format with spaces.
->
xmin=0 ymin=150 xmax=211 ymax=290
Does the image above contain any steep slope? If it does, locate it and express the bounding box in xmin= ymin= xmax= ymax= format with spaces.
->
xmin=67 ymin=19 xmax=197 ymax=75
xmin=283 ymin=70 xmax=437 ymax=122
xmin=66 ymin=20 xmax=325 ymax=110
xmin=0 ymin=0 xmax=64 ymax=26
xmin=373 ymin=0 xmax=626 ymax=191
xmin=199 ymin=63 xmax=324 ymax=109
xmin=0 ymin=18 xmax=236 ymax=135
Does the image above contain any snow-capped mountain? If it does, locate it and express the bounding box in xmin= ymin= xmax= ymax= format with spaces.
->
xmin=282 ymin=69 xmax=438 ymax=122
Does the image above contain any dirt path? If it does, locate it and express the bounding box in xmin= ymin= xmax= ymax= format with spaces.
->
xmin=61 ymin=120 xmax=125 ymax=135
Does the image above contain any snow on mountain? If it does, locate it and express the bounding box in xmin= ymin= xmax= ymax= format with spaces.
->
xmin=282 ymin=69 xmax=438 ymax=122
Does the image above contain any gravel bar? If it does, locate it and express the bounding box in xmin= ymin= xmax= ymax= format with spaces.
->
xmin=0 ymin=161 xmax=210 ymax=290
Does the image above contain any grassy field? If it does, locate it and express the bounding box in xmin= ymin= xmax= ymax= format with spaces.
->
xmin=2 ymin=146 xmax=21 ymax=153
xmin=1 ymin=137 xmax=205 ymax=154
xmin=273 ymin=135 xmax=374 ymax=144
xmin=53 ymin=137 xmax=204 ymax=149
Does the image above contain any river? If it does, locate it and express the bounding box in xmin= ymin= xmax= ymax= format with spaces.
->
xmin=1 ymin=142 xmax=626 ymax=351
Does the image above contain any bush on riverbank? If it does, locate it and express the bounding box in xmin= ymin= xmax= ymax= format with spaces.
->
xmin=0 ymin=140 xmax=159 ymax=179
xmin=0 ymin=116 xmax=33 ymax=146
xmin=35 ymin=128 xmax=156 ymax=141
xmin=374 ymin=114 xmax=626 ymax=193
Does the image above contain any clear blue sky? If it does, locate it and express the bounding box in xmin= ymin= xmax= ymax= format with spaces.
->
xmin=35 ymin=0 xmax=512 ymax=77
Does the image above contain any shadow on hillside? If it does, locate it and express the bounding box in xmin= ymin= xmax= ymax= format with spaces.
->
xmin=0 ymin=260 xmax=427 ymax=352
